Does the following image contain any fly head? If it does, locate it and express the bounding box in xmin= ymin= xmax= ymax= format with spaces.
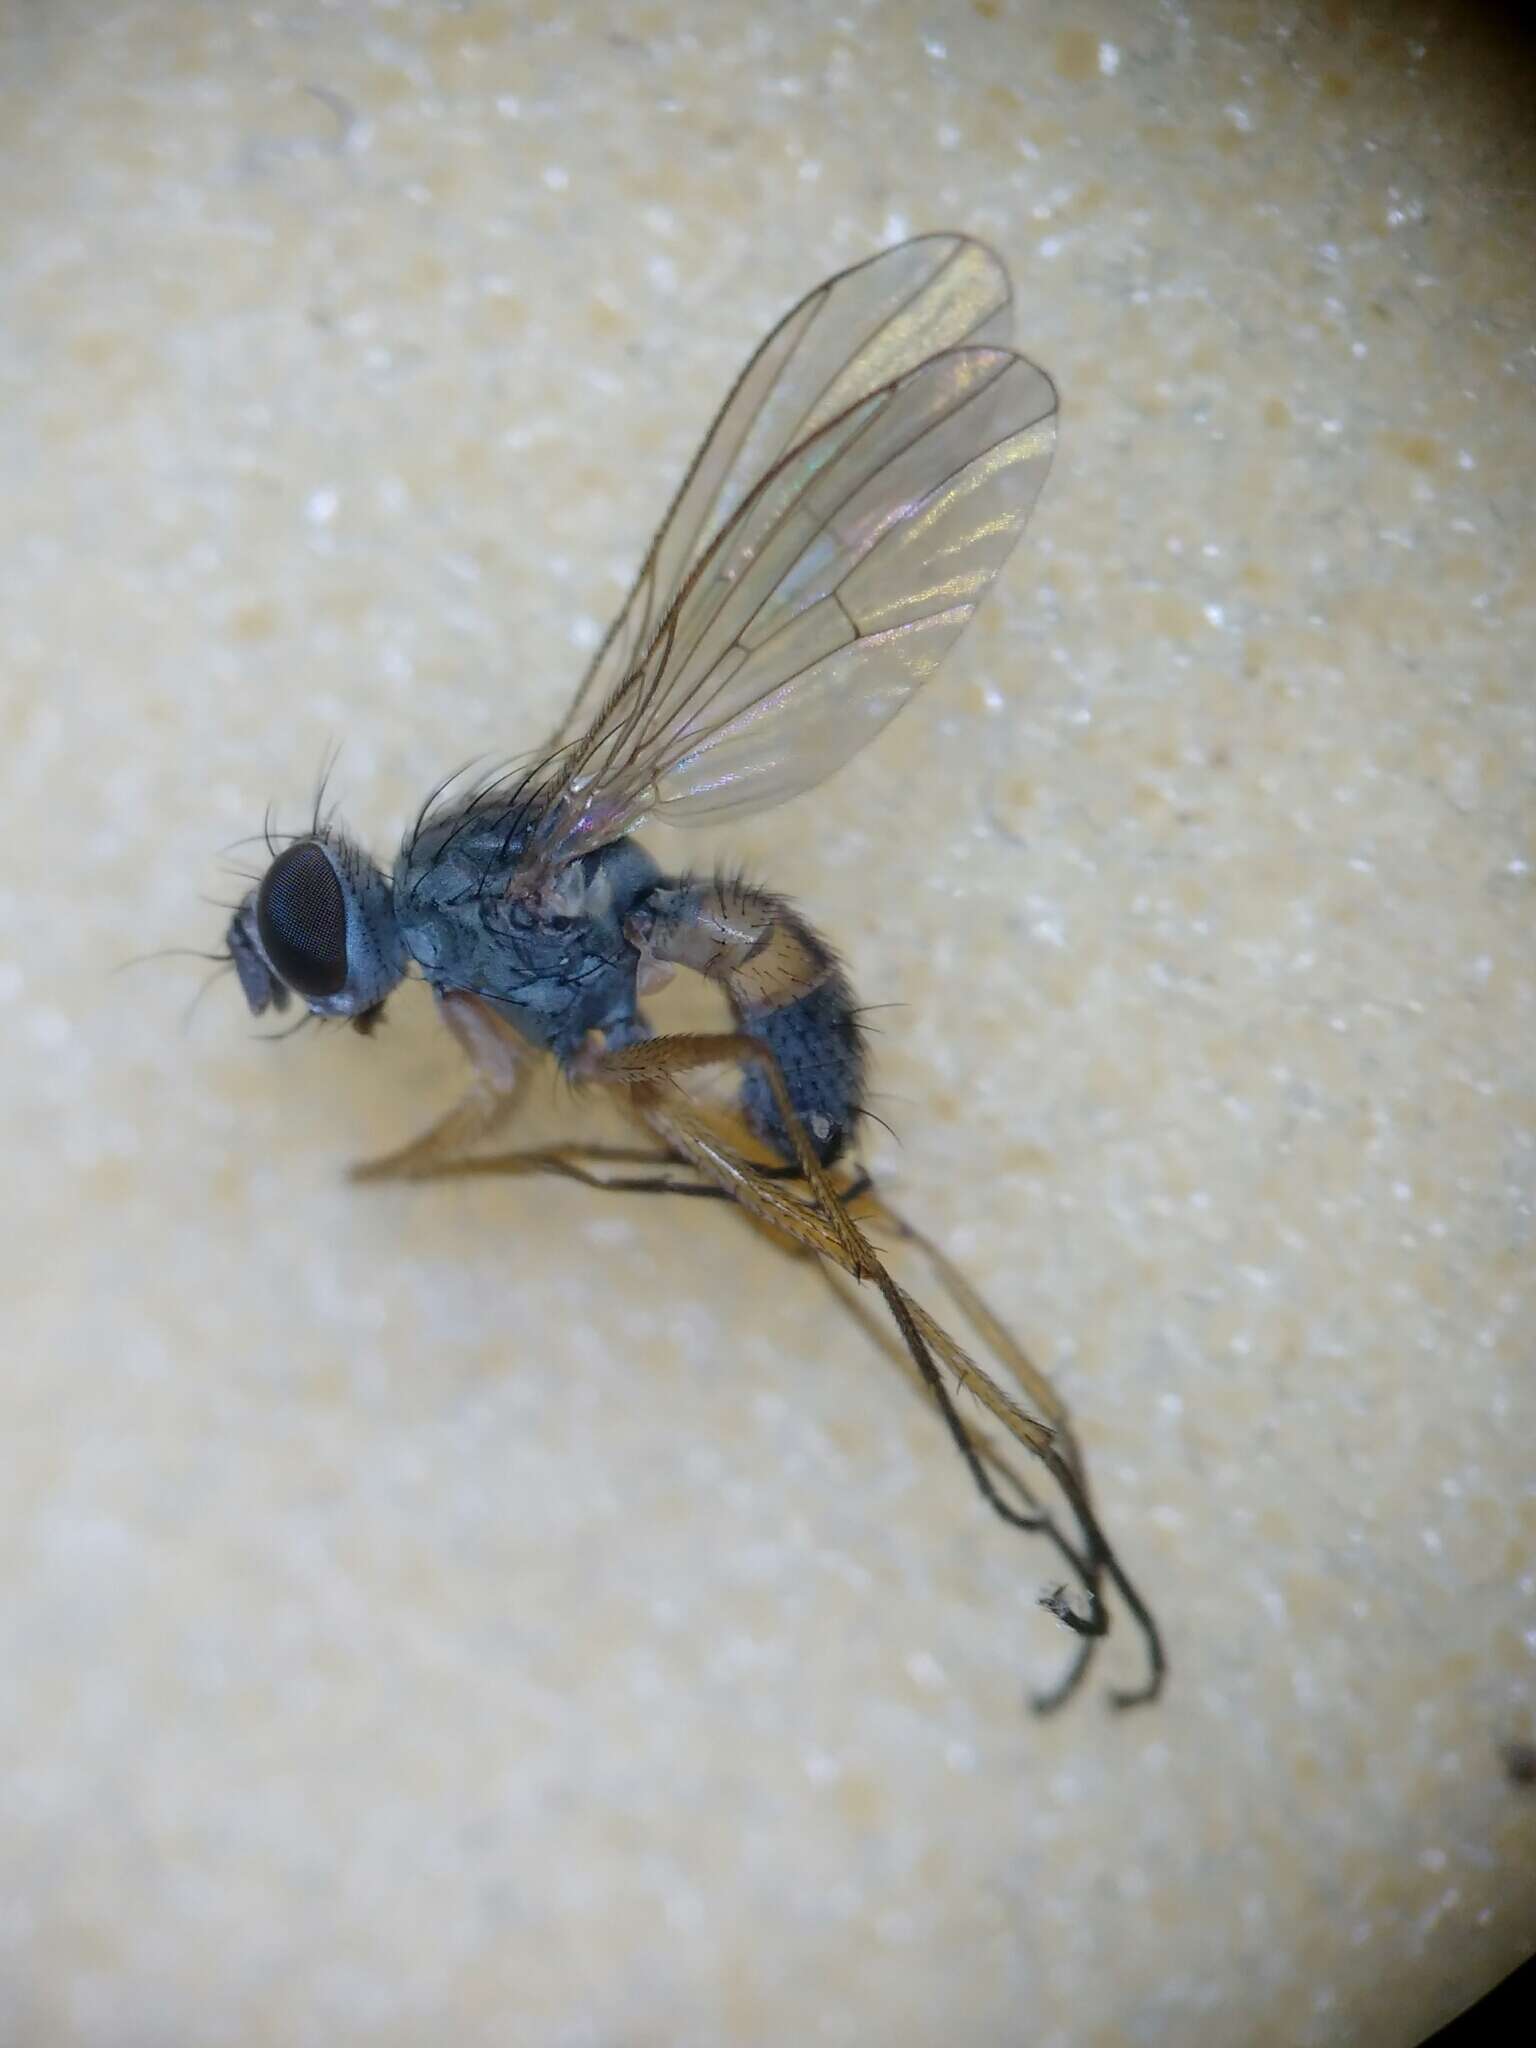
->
xmin=227 ymin=829 xmax=407 ymax=1030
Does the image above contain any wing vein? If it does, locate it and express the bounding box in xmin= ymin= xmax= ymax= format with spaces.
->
xmin=508 ymin=237 xmax=1050 ymax=874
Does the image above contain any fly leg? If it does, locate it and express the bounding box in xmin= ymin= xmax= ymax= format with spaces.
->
xmin=571 ymin=1029 xmax=876 ymax=1278
xmin=595 ymin=1054 xmax=1058 ymax=1438
xmin=807 ymin=1258 xmax=1116 ymax=1711
xmin=405 ymin=1127 xmax=1093 ymax=1647
xmin=574 ymin=1039 xmax=1046 ymax=1448
xmin=350 ymin=989 xmax=531 ymax=1183
xmin=379 ymin=1029 xmax=1159 ymax=1709
xmin=848 ymin=1187 xmax=1165 ymax=1710
xmin=573 ymin=1066 xmax=1156 ymax=1707
xmin=396 ymin=1140 xmax=699 ymax=1195
xmin=855 ymin=1191 xmax=1074 ymax=1440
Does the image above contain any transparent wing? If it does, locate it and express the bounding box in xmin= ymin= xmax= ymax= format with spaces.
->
xmin=548 ymin=234 xmax=1015 ymax=752
xmin=524 ymin=338 xmax=1056 ymax=871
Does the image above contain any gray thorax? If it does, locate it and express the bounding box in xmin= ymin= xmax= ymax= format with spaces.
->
xmin=394 ymin=801 xmax=661 ymax=1058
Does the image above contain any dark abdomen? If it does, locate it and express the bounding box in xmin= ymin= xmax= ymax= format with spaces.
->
xmin=627 ymin=875 xmax=867 ymax=1167
xmin=734 ymin=953 xmax=865 ymax=1166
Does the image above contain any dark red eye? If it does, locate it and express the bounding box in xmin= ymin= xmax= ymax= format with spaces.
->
xmin=256 ymin=842 xmax=348 ymax=998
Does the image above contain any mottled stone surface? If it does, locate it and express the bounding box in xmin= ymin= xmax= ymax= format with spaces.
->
xmin=3 ymin=3 xmax=1534 ymax=2042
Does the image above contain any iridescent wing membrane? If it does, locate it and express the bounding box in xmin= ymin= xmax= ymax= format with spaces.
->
xmin=524 ymin=235 xmax=1057 ymax=876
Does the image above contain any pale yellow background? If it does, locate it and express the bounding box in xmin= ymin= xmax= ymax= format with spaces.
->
xmin=3 ymin=2 xmax=1534 ymax=2043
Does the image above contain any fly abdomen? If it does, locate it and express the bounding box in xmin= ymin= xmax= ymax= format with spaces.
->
xmin=627 ymin=875 xmax=867 ymax=1166
xmin=740 ymin=970 xmax=866 ymax=1166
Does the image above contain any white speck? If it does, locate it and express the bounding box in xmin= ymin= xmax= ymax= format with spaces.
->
xmin=380 ymin=643 xmax=412 ymax=685
xmin=306 ymin=488 xmax=339 ymax=526
xmin=923 ymin=35 xmax=947 ymax=60
xmin=495 ymin=94 xmax=521 ymax=119
xmin=541 ymin=164 xmax=569 ymax=191
xmin=663 ymin=1888 xmax=703 ymax=1932
xmin=904 ymin=1649 xmax=947 ymax=1691
xmin=1099 ymin=42 xmax=1120 ymax=76
xmin=1203 ymin=603 xmax=1226 ymax=628
xmin=1421 ymin=1528 xmax=1443 ymax=1555
xmin=798 ymin=157 xmax=821 ymax=181
xmin=1225 ymin=102 xmax=1253 ymax=132
xmin=803 ymin=1750 xmax=842 ymax=1784
xmin=584 ymin=1216 xmax=635 ymax=1249
xmin=1393 ymin=1180 xmax=1413 ymax=1201
xmin=944 ymin=1740 xmax=976 ymax=1773
xmin=441 ymin=550 xmax=482 ymax=586
xmin=936 ymin=122 xmax=960 ymax=150
xmin=1038 ymin=235 xmax=1063 ymax=260
xmin=1320 ymin=418 xmax=1343 ymax=436
xmin=1158 ymin=1392 xmax=1183 ymax=1418
xmin=1457 ymin=449 xmax=1476 ymax=470
xmin=27 ymin=1006 xmax=71 ymax=1049
xmin=1418 ymin=1846 xmax=1447 ymax=1872
xmin=568 ymin=614 xmax=602 ymax=652
xmin=647 ymin=254 xmax=678 ymax=294
xmin=0 ymin=962 xmax=23 ymax=1003
xmin=883 ymin=211 xmax=910 ymax=243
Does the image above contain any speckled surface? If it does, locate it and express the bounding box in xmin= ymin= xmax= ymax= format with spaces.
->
xmin=4 ymin=2 xmax=1535 ymax=2043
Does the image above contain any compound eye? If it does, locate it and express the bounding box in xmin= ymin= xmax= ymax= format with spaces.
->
xmin=256 ymin=842 xmax=349 ymax=999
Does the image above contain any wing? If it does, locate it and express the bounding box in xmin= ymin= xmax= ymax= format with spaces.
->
xmin=522 ymin=239 xmax=1056 ymax=877
xmin=549 ymin=234 xmax=1016 ymax=754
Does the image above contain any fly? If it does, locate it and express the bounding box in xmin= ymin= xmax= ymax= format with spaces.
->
xmin=219 ymin=234 xmax=1164 ymax=1712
